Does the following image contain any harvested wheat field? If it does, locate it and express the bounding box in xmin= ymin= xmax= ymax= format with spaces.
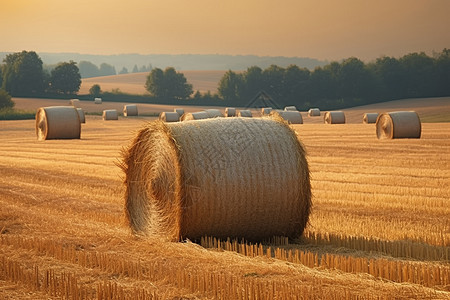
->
xmin=0 ymin=99 xmax=449 ymax=299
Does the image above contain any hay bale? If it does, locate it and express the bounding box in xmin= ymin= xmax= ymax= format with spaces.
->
xmin=204 ymin=109 xmax=224 ymax=118
xmin=35 ymin=106 xmax=81 ymax=140
xmin=181 ymin=111 xmax=209 ymax=121
xmin=261 ymin=107 xmax=272 ymax=115
xmin=376 ymin=111 xmax=421 ymax=139
xmin=103 ymin=109 xmax=118 ymax=120
xmin=76 ymin=108 xmax=85 ymax=124
xmin=272 ymin=110 xmax=303 ymax=124
xmin=69 ymin=99 xmax=80 ymax=107
xmin=121 ymin=116 xmax=311 ymax=241
xmin=225 ymin=107 xmax=236 ymax=117
xmin=324 ymin=111 xmax=346 ymax=124
xmin=284 ymin=106 xmax=297 ymax=111
xmin=363 ymin=113 xmax=378 ymax=124
xmin=159 ymin=112 xmax=180 ymax=122
xmin=94 ymin=97 xmax=102 ymax=104
xmin=308 ymin=108 xmax=320 ymax=117
xmin=174 ymin=108 xmax=185 ymax=116
xmin=124 ymin=104 xmax=138 ymax=117
xmin=238 ymin=110 xmax=253 ymax=117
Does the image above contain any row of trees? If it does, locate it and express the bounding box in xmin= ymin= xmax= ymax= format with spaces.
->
xmin=218 ymin=49 xmax=450 ymax=109
xmin=79 ymin=61 xmax=153 ymax=78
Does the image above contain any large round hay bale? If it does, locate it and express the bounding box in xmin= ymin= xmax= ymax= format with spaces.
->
xmin=121 ymin=117 xmax=311 ymax=241
xmin=124 ymin=104 xmax=138 ymax=117
xmin=225 ymin=107 xmax=236 ymax=117
xmin=70 ymin=99 xmax=80 ymax=107
xmin=35 ymin=106 xmax=81 ymax=140
xmin=94 ymin=98 xmax=102 ymax=104
xmin=324 ymin=111 xmax=346 ymax=124
xmin=376 ymin=111 xmax=421 ymax=139
xmin=308 ymin=108 xmax=320 ymax=117
xmin=238 ymin=110 xmax=253 ymax=117
xmin=174 ymin=108 xmax=185 ymax=116
xmin=261 ymin=107 xmax=272 ymax=116
xmin=159 ymin=112 xmax=180 ymax=122
xmin=284 ymin=106 xmax=297 ymax=111
xmin=204 ymin=109 xmax=223 ymax=118
xmin=363 ymin=113 xmax=378 ymax=124
xmin=181 ymin=111 xmax=210 ymax=121
xmin=103 ymin=109 xmax=118 ymax=120
xmin=76 ymin=108 xmax=85 ymax=124
xmin=273 ymin=110 xmax=303 ymax=124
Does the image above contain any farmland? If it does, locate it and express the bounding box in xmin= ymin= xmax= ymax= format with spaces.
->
xmin=0 ymin=98 xmax=449 ymax=299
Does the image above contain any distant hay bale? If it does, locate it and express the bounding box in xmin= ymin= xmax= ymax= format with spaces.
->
xmin=121 ymin=116 xmax=311 ymax=241
xmin=94 ymin=98 xmax=102 ymax=104
xmin=204 ymin=109 xmax=224 ymax=118
xmin=261 ymin=107 xmax=272 ymax=115
xmin=103 ymin=109 xmax=118 ymax=120
xmin=181 ymin=111 xmax=209 ymax=121
xmin=284 ymin=106 xmax=297 ymax=111
xmin=363 ymin=113 xmax=379 ymax=124
xmin=272 ymin=110 xmax=303 ymax=124
xmin=76 ymin=108 xmax=85 ymax=124
xmin=159 ymin=112 xmax=180 ymax=122
xmin=174 ymin=108 xmax=185 ymax=116
xmin=238 ymin=110 xmax=253 ymax=117
xmin=225 ymin=107 xmax=236 ymax=117
xmin=70 ymin=99 xmax=80 ymax=107
xmin=124 ymin=104 xmax=138 ymax=117
xmin=376 ymin=111 xmax=421 ymax=139
xmin=35 ymin=106 xmax=81 ymax=140
xmin=308 ymin=108 xmax=320 ymax=117
xmin=324 ymin=111 xmax=346 ymax=124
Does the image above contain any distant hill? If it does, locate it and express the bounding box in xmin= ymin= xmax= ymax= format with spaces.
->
xmin=0 ymin=52 xmax=327 ymax=73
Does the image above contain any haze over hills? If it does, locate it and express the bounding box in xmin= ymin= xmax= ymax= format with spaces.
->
xmin=0 ymin=52 xmax=327 ymax=73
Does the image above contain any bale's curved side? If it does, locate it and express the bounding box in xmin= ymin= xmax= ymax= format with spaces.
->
xmin=103 ymin=109 xmax=118 ymax=120
xmin=181 ymin=111 xmax=209 ymax=121
xmin=121 ymin=117 xmax=311 ymax=241
xmin=324 ymin=111 xmax=346 ymax=124
xmin=238 ymin=110 xmax=253 ymax=117
xmin=376 ymin=111 xmax=421 ymax=139
xmin=76 ymin=108 xmax=85 ymax=124
xmin=174 ymin=108 xmax=185 ymax=116
xmin=94 ymin=98 xmax=102 ymax=104
xmin=363 ymin=113 xmax=378 ymax=124
xmin=204 ymin=109 xmax=223 ymax=118
xmin=225 ymin=107 xmax=236 ymax=117
xmin=308 ymin=108 xmax=320 ymax=117
xmin=160 ymin=112 xmax=180 ymax=122
xmin=284 ymin=106 xmax=297 ymax=111
xmin=124 ymin=105 xmax=138 ymax=117
xmin=35 ymin=106 xmax=81 ymax=140
xmin=272 ymin=111 xmax=303 ymax=124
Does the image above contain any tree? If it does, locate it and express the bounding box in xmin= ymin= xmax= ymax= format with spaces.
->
xmin=217 ymin=70 xmax=242 ymax=102
xmin=132 ymin=65 xmax=139 ymax=73
xmin=50 ymin=61 xmax=81 ymax=94
xmin=0 ymin=89 xmax=14 ymax=109
xmin=99 ymin=63 xmax=116 ymax=76
xmin=118 ymin=67 xmax=128 ymax=74
xmin=0 ymin=66 xmax=3 ymax=88
xmin=78 ymin=61 xmax=99 ymax=78
xmin=89 ymin=84 xmax=102 ymax=96
xmin=145 ymin=67 xmax=193 ymax=100
xmin=2 ymin=51 xmax=45 ymax=96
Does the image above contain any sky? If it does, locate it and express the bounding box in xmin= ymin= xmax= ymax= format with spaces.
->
xmin=1 ymin=0 xmax=449 ymax=62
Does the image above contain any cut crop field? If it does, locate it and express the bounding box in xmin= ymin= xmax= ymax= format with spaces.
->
xmin=0 ymin=105 xmax=449 ymax=298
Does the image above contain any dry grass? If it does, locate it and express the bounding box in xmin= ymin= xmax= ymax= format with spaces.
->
xmin=0 ymin=99 xmax=449 ymax=299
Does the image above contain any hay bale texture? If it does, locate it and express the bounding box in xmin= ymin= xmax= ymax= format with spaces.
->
xmin=324 ymin=111 xmax=346 ymax=124
xmin=159 ymin=112 xmax=180 ymax=122
xmin=308 ymin=108 xmax=320 ymax=117
xmin=181 ymin=111 xmax=209 ymax=121
xmin=174 ymin=108 xmax=185 ymax=116
xmin=94 ymin=98 xmax=102 ymax=104
xmin=121 ymin=116 xmax=311 ymax=241
xmin=238 ymin=110 xmax=253 ymax=117
xmin=363 ymin=113 xmax=379 ymax=124
xmin=76 ymin=108 xmax=85 ymax=124
xmin=35 ymin=106 xmax=81 ymax=140
xmin=261 ymin=107 xmax=272 ymax=116
xmin=225 ymin=107 xmax=236 ymax=117
xmin=204 ymin=109 xmax=224 ymax=118
xmin=273 ymin=111 xmax=303 ymax=124
xmin=124 ymin=104 xmax=138 ymax=117
xmin=103 ymin=109 xmax=118 ymax=120
xmin=376 ymin=111 xmax=421 ymax=139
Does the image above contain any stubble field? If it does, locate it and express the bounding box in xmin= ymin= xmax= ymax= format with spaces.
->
xmin=0 ymin=99 xmax=449 ymax=299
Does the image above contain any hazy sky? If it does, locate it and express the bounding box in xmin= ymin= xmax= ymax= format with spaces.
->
xmin=1 ymin=0 xmax=449 ymax=61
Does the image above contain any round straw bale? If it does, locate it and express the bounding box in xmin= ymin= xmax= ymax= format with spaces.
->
xmin=308 ymin=108 xmax=320 ymax=117
xmin=238 ymin=110 xmax=253 ymax=117
xmin=124 ymin=104 xmax=138 ymax=117
xmin=103 ymin=109 xmax=118 ymax=120
xmin=261 ymin=107 xmax=272 ymax=115
xmin=121 ymin=116 xmax=311 ymax=241
xmin=174 ymin=108 xmax=185 ymax=116
xmin=181 ymin=111 xmax=209 ymax=121
xmin=69 ymin=99 xmax=80 ymax=107
xmin=225 ymin=107 xmax=236 ymax=117
xmin=204 ymin=109 xmax=224 ymax=118
xmin=376 ymin=111 xmax=421 ymax=139
xmin=363 ymin=113 xmax=378 ymax=124
xmin=76 ymin=108 xmax=85 ymax=124
xmin=159 ymin=112 xmax=180 ymax=122
xmin=324 ymin=111 xmax=346 ymax=124
xmin=94 ymin=97 xmax=102 ymax=104
xmin=272 ymin=110 xmax=303 ymax=124
xmin=284 ymin=106 xmax=297 ymax=111
xmin=35 ymin=106 xmax=81 ymax=140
